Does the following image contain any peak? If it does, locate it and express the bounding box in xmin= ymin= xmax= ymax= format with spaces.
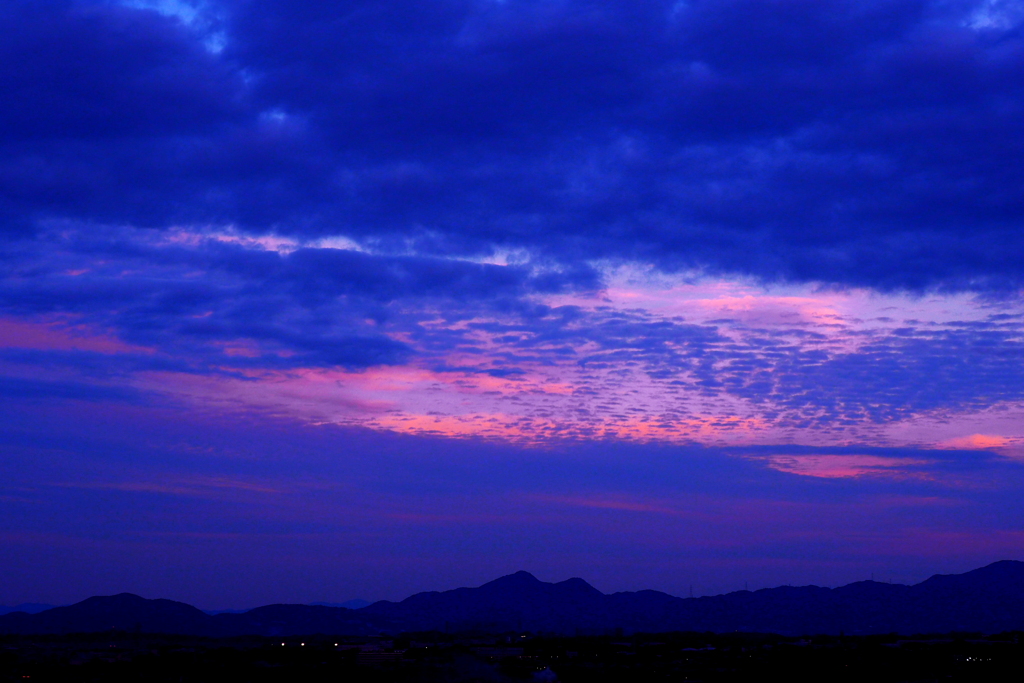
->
xmin=483 ymin=571 xmax=541 ymax=588
xmin=558 ymin=577 xmax=589 ymax=586
xmin=85 ymin=593 xmax=147 ymax=603
xmin=956 ymin=560 xmax=1024 ymax=579
xmin=981 ymin=560 xmax=1024 ymax=569
xmin=556 ymin=577 xmax=603 ymax=596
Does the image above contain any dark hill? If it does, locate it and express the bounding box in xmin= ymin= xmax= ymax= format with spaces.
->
xmin=3 ymin=561 xmax=1024 ymax=636
xmin=359 ymin=571 xmax=610 ymax=632
xmin=0 ymin=603 xmax=55 ymax=616
xmin=0 ymin=593 xmax=210 ymax=634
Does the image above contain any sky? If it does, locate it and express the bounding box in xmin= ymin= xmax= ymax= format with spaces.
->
xmin=2 ymin=0 xmax=1024 ymax=609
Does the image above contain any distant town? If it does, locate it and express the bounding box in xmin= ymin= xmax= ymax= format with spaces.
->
xmin=2 ymin=629 xmax=1019 ymax=682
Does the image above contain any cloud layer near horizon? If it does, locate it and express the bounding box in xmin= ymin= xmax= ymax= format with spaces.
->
xmin=4 ymin=401 xmax=1024 ymax=607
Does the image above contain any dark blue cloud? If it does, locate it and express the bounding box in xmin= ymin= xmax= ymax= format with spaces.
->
xmin=1 ymin=0 xmax=1023 ymax=289
xmin=0 ymin=227 xmax=600 ymax=372
xmin=0 ymin=1 xmax=242 ymax=140
xmin=0 ymin=0 xmax=1022 ymax=438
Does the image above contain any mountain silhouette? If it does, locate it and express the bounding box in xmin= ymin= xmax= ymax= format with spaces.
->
xmin=3 ymin=561 xmax=1024 ymax=637
xmin=359 ymin=571 xmax=607 ymax=632
xmin=0 ymin=603 xmax=55 ymax=616
xmin=310 ymin=599 xmax=372 ymax=610
xmin=0 ymin=593 xmax=210 ymax=634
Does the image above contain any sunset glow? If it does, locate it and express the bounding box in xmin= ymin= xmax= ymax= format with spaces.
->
xmin=3 ymin=0 xmax=1024 ymax=608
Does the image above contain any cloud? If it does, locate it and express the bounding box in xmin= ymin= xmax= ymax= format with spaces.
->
xmin=0 ymin=374 xmax=147 ymax=403
xmin=0 ymin=1 xmax=1022 ymax=289
xmin=761 ymin=454 xmax=930 ymax=479
xmin=5 ymin=225 xmax=1024 ymax=440
xmin=0 ymin=228 xmax=598 ymax=372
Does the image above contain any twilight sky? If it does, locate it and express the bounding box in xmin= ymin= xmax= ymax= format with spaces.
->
xmin=3 ymin=0 xmax=1024 ymax=609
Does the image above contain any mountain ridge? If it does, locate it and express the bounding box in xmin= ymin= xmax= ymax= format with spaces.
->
xmin=3 ymin=561 xmax=1024 ymax=637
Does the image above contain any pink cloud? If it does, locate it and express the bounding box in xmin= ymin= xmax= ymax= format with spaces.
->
xmin=0 ymin=317 xmax=145 ymax=354
xmin=761 ymin=454 xmax=929 ymax=479
xmin=940 ymin=434 xmax=1015 ymax=450
xmin=9 ymin=266 xmax=1016 ymax=458
xmin=54 ymin=475 xmax=288 ymax=500
xmin=527 ymin=493 xmax=694 ymax=516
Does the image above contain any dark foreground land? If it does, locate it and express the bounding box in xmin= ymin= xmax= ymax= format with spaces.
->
xmin=1 ymin=630 xmax=1021 ymax=683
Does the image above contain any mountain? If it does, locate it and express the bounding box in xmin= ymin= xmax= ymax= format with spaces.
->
xmin=3 ymin=561 xmax=1024 ymax=637
xmin=360 ymin=571 xmax=607 ymax=632
xmin=0 ymin=603 xmax=56 ymax=616
xmin=0 ymin=594 xmax=210 ymax=634
xmin=311 ymin=599 xmax=372 ymax=610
